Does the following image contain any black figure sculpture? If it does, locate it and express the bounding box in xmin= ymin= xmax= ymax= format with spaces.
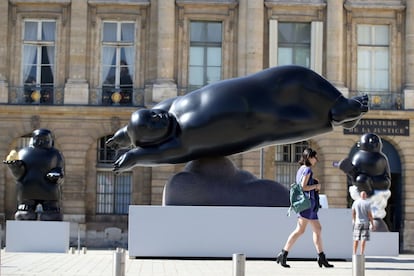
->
xmin=339 ymin=133 xmax=391 ymax=231
xmin=107 ymin=65 xmax=369 ymax=171
xmin=4 ymin=129 xmax=64 ymax=221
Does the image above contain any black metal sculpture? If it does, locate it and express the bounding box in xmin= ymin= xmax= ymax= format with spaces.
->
xmin=4 ymin=129 xmax=64 ymax=221
xmin=339 ymin=133 xmax=391 ymax=194
xmin=339 ymin=133 xmax=391 ymax=231
xmin=107 ymin=65 xmax=369 ymax=171
xmin=163 ymin=156 xmax=290 ymax=207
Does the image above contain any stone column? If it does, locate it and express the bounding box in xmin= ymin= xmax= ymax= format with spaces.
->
xmin=404 ymin=0 xmax=414 ymax=108
xmin=237 ymin=0 xmax=264 ymax=176
xmin=326 ymin=0 xmax=348 ymax=95
xmin=152 ymin=0 xmax=177 ymax=103
xmin=0 ymin=0 xmax=9 ymax=103
xmin=64 ymin=0 xmax=89 ymax=104
xmin=238 ymin=0 xmax=264 ymax=76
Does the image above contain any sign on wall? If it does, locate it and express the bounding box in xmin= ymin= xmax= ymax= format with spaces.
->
xmin=343 ymin=119 xmax=409 ymax=136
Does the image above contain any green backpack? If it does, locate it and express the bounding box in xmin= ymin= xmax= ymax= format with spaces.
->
xmin=288 ymin=179 xmax=311 ymax=216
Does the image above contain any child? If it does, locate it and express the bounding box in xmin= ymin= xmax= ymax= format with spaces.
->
xmin=352 ymin=191 xmax=376 ymax=255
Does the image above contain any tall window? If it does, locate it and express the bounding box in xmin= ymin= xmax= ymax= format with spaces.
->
xmin=188 ymin=21 xmax=222 ymax=91
xmin=357 ymin=24 xmax=389 ymax=93
xmin=278 ymin=22 xmax=311 ymax=67
xmin=101 ymin=21 xmax=135 ymax=105
xmin=275 ymin=142 xmax=309 ymax=188
xmin=22 ymin=20 xmax=56 ymax=104
xmin=96 ymin=136 xmax=131 ymax=214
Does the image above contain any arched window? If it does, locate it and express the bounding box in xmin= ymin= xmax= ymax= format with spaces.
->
xmin=96 ymin=135 xmax=132 ymax=214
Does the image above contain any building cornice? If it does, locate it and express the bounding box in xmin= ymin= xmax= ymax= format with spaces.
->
xmin=344 ymin=0 xmax=405 ymax=11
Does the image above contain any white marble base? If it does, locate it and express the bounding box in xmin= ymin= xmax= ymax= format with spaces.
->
xmin=128 ymin=206 xmax=399 ymax=259
xmin=6 ymin=220 xmax=70 ymax=253
xmin=366 ymin=232 xmax=399 ymax=256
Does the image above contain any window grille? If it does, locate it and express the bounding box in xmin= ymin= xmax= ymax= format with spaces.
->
xmin=96 ymin=170 xmax=131 ymax=214
xmin=275 ymin=142 xmax=309 ymax=188
xmin=96 ymin=136 xmax=132 ymax=214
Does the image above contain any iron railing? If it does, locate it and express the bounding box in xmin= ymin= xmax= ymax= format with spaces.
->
xmin=8 ymin=86 xmax=145 ymax=106
xmin=96 ymin=170 xmax=131 ymax=215
xmin=9 ymin=85 xmax=64 ymax=105
xmin=8 ymin=86 xmax=403 ymax=110
xmin=349 ymin=90 xmax=404 ymax=110
xmin=274 ymin=162 xmax=298 ymax=190
xmin=90 ymin=87 xmax=145 ymax=106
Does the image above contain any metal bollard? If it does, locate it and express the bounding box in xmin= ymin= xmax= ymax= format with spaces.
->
xmin=113 ymin=248 xmax=126 ymax=276
xmin=352 ymin=254 xmax=365 ymax=276
xmin=77 ymin=224 xmax=81 ymax=254
xmin=232 ymin=253 xmax=245 ymax=276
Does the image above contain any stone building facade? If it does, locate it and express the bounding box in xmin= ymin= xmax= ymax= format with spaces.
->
xmin=0 ymin=0 xmax=413 ymax=252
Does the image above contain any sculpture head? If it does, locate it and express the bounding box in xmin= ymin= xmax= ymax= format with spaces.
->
xmin=128 ymin=109 xmax=172 ymax=147
xmin=30 ymin=128 xmax=54 ymax=149
xmin=358 ymin=133 xmax=382 ymax=152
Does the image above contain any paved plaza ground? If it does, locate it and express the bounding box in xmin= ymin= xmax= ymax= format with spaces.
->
xmin=1 ymin=250 xmax=414 ymax=276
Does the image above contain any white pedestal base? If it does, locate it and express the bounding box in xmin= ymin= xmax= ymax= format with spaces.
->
xmin=366 ymin=232 xmax=399 ymax=256
xmin=128 ymin=206 xmax=351 ymax=258
xmin=128 ymin=206 xmax=399 ymax=259
xmin=6 ymin=220 xmax=70 ymax=253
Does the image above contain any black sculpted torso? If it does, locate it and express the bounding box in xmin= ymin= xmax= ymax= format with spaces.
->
xmin=108 ymin=65 xmax=369 ymax=171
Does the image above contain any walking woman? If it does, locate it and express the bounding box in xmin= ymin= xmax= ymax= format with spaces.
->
xmin=276 ymin=148 xmax=334 ymax=268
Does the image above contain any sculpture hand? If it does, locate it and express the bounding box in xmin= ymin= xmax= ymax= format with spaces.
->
xmin=338 ymin=158 xmax=359 ymax=179
xmin=46 ymin=172 xmax=62 ymax=183
xmin=3 ymin=159 xmax=24 ymax=167
xmin=3 ymin=159 xmax=26 ymax=179
xmin=113 ymin=151 xmax=135 ymax=172
xmin=106 ymin=136 xmax=119 ymax=149
xmin=106 ymin=126 xmax=131 ymax=150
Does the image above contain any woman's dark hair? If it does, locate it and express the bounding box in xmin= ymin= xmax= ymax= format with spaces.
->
xmin=298 ymin=147 xmax=317 ymax=166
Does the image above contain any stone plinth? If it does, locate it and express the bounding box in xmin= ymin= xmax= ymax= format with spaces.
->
xmin=6 ymin=220 xmax=70 ymax=253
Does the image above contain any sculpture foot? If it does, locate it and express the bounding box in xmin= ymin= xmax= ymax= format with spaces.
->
xmin=373 ymin=218 xmax=389 ymax=232
xmin=15 ymin=210 xmax=37 ymax=220
xmin=331 ymin=94 xmax=369 ymax=127
xmin=40 ymin=201 xmax=63 ymax=221
xmin=355 ymin=174 xmax=373 ymax=196
xmin=39 ymin=212 xmax=63 ymax=221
